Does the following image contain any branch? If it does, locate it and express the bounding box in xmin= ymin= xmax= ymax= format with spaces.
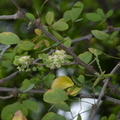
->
xmin=0 ymin=10 xmax=24 ymax=20
xmin=0 ymin=94 xmax=14 ymax=100
xmin=0 ymin=87 xmax=45 ymax=94
xmin=72 ymin=27 xmax=120 ymax=44
xmin=0 ymin=71 xmax=20 ymax=84
xmin=90 ymin=62 xmax=120 ymax=120
xmin=1 ymin=86 xmax=120 ymax=105
xmin=79 ymin=93 xmax=120 ymax=106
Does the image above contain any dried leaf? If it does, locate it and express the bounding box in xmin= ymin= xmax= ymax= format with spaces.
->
xmin=12 ymin=110 xmax=27 ymax=120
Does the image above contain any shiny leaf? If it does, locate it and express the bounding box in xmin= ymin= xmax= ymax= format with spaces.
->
xmin=51 ymin=76 xmax=74 ymax=89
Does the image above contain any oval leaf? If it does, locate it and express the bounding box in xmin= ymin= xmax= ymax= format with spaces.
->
xmin=46 ymin=11 xmax=54 ymax=25
xmin=34 ymin=41 xmax=43 ymax=49
xmin=52 ymin=30 xmax=63 ymax=41
xmin=106 ymin=10 xmax=113 ymax=18
xmin=78 ymin=75 xmax=85 ymax=84
xmin=43 ymin=88 xmax=68 ymax=103
xmin=86 ymin=13 xmax=102 ymax=21
xmin=53 ymin=100 xmax=70 ymax=111
xmin=42 ymin=112 xmax=56 ymax=120
xmin=1 ymin=102 xmax=28 ymax=120
xmin=97 ymin=8 xmax=105 ymax=18
xmin=78 ymin=51 xmax=92 ymax=64
xmin=71 ymin=2 xmax=84 ymax=21
xmin=101 ymin=116 xmax=107 ymax=120
xmin=52 ymin=114 xmax=66 ymax=120
xmin=63 ymin=10 xmax=71 ymax=22
xmin=88 ymin=48 xmax=103 ymax=55
xmin=20 ymin=41 xmax=35 ymax=50
xmin=34 ymin=29 xmax=41 ymax=36
xmin=67 ymin=86 xmax=81 ymax=96
xmin=22 ymin=99 xmax=38 ymax=112
xmin=51 ymin=76 xmax=74 ymax=89
xmin=52 ymin=21 xmax=68 ymax=31
xmin=91 ymin=30 xmax=109 ymax=40
xmin=0 ymin=32 xmax=20 ymax=45
xmin=25 ymin=13 xmax=35 ymax=20
xmin=77 ymin=114 xmax=82 ymax=120
xmin=63 ymin=37 xmax=72 ymax=47
xmin=43 ymin=40 xmax=50 ymax=46
xmin=23 ymin=84 xmax=35 ymax=93
xmin=108 ymin=114 xmax=116 ymax=120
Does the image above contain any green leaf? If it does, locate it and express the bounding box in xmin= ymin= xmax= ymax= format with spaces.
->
xmin=38 ymin=53 xmax=48 ymax=59
xmin=101 ymin=116 xmax=107 ymax=120
xmin=52 ymin=21 xmax=68 ymax=31
xmin=25 ymin=13 xmax=35 ymax=20
xmin=3 ymin=52 xmax=14 ymax=60
xmin=0 ymin=32 xmax=20 ymax=45
xmin=77 ymin=114 xmax=82 ymax=120
xmin=43 ymin=88 xmax=68 ymax=103
xmin=108 ymin=114 xmax=116 ymax=120
xmin=53 ymin=100 xmax=70 ymax=111
xmin=2 ymin=60 xmax=12 ymax=68
xmin=77 ymin=75 xmax=85 ymax=84
xmin=106 ymin=10 xmax=113 ymax=18
xmin=52 ymin=30 xmax=63 ymax=41
xmin=46 ymin=11 xmax=54 ymax=25
xmin=71 ymin=2 xmax=83 ymax=22
xmin=88 ymin=48 xmax=103 ymax=55
xmin=63 ymin=2 xmax=83 ymax=22
xmin=91 ymin=30 xmax=109 ymax=40
xmin=22 ymin=99 xmax=38 ymax=112
xmin=20 ymin=79 xmax=33 ymax=90
xmin=110 ymin=30 xmax=119 ymax=38
xmin=42 ymin=112 xmax=56 ymax=120
xmin=63 ymin=10 xmax=71 ymax=22
xmin=97 ymin=8 xmax=105 ymax=18
xmin=52 ymin=114 xmax=66 ymax=120
xmin=86 ymin=13 xmax=102 ymax=21
xmin=1 ymin=102 xmax=28 ymax=120
xmin=20 ymin=41 xmax=35 ymax=50
xmin=78 ymin=51 xmax=92 ymax=64
xmin=23 ymin=84 xmax=35 ymax=93
xmin=63 ymin=37 xmax=71 ymax=47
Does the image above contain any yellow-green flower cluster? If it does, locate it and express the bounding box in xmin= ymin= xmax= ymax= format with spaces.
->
xmin=13 ymin=55 xmax=34 ymax=71
xmin=44 ymin=50 xmax=67 ymax=69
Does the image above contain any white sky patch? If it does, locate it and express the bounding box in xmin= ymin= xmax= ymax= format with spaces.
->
xmin=58 ymin=98 xmax=101 ymax=120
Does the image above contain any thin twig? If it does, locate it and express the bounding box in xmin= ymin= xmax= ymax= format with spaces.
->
xmin=72 ymin=27 xmax=120 ymax=44
xmin=0 ymin=87 xmax=45 ymax=94
xmin=79 ymin=93 xmax=120 ymax=106
xmin=0 ymin=71 xmax=20 ymax=84
xmin=0 ymin=11 xmax=24 ymax=20
xmin=116 ymin=111 xmax=120 ymax=119
xmin=0 ymin=94 xmax=14 ymax=100
xmin=90 ymin=62 xmax=120 ymax=120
